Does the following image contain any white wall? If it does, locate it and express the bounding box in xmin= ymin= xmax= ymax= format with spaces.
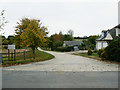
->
xmin=103 ymin=42 xmax=108 ymax=48
xmin=96 ymin=42 xmax=102 ymax=50
xmin=96 ymin=41 xmax=108 ymax=50
xmin=116 ymin=28 xmax=120 ymax=36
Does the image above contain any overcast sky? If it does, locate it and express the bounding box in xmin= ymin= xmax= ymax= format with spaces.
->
xmin=0 ymin=0 xmax=119 ymax=37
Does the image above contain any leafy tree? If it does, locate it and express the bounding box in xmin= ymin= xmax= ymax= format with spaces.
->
xmin=67 ymin=29 xmax=74 ymax=36
xmin=7 ymin=35 xmax=15 ymax=44
xmin=45 ymin=30 xmax=74 ymax=51
xmin=64 ymin=34 xmax=73 ymax=41
xmin=52 ymin=32 xmax=64 ymax=50
xmin=67 ymin=30 xmax=74 ymax=40
xmin=15 ymin=18 xmax=31 ymax=48
xmin=15 ymin=18 xmax=48 ymax=59
xmin=2 ymin=36 xmax=8 ymax=45
xmin=14 ymin=35 xmax=21 ymax=49
xmin=87 ymin=35 xmax=99 ymax=49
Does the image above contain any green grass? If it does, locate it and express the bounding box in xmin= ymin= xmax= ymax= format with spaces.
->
xmin=73 ymin=52 xmax=120 ymax=64
xmin=2 ymin=49 xmax=55 ymax=66
xmin=73 ymin=53 xmax=100 ymax=60
xmin=40 ymin=47 xmax=51 ymax=51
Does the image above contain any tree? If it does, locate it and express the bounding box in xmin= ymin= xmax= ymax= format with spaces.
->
xmin=0 ymin=10 xmax=7 ymax=32
xmin=64 ymin=34 xmax=73 ymax=41
xmin=2 ymin=36 xmax=8 ymax=45
xmin=87 ymin=35 xmax=99 ymax=49
xmin=15 ymin=18 xmax=31 ymax=48
xmin=7 ymin=35 xmax=15 ymax=44
xmin=15 ymin=18 xmax=48 ymax=59
xmin=67 ymin=29 xmax=74 ymax=36
xmin=0 ymin=10 xmax=7 ymax=51
xmin=63 ymin=30 xmax=74 ymax=41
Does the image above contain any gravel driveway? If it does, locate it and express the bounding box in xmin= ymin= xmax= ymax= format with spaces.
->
xmin=3 ymin=47 xmax=118 ymax=71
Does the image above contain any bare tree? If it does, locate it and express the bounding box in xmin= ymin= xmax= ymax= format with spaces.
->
xmin=0 ymin=10 xmax=7 ymax=32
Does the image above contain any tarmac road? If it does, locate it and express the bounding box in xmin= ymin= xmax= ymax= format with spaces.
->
xmin=2 ymin=48 xmax=119 ymax=88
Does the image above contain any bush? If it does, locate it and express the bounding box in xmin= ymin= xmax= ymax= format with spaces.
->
xmin=93 ymin=50 xmax=98 ymax=53
xmin=101 ymin=39 xmax=120 ymax=62
xmin=97 ymin=48 xmax=104 ymax=57
xmin=87 ymin=49 xmax=93 ymax=55
xmin=56 ymin=46 xmax=73 ymax=52
xmin=101 ymin=51 xmax=108 ymax=60
xmin=90 ymin=44 xmax=95 ymax=50
xmin=78 ymin=45 xmax=83 ymax=50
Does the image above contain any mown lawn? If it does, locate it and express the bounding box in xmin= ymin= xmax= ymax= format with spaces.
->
xmin=2 ymin=49 xmax=55 ymax=67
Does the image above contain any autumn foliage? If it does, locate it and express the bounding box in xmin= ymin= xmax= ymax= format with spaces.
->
xmin=15 ymin=18 xmax=48 ymax=59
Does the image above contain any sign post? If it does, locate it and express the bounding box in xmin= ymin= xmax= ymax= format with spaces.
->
xmin=8 ymin=45 xmax=15 ymax=50
xmin=8 ymin=45 xmax=16 ymax=61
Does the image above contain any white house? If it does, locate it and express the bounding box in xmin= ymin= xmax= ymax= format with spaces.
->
xmin=96 ymin=24 xmax=120 ymax=50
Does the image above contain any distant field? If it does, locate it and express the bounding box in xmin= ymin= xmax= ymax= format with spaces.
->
xmin=74 ymin=39 xmax=88 ymax=41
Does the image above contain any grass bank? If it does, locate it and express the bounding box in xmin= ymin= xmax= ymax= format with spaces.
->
xmin=73 ymin=53 xmax=119 ymax=64
xmin=73 ymin=53 xmax=100 ymax=60
xmin=2 ymin=49 xmax=55 ymax=67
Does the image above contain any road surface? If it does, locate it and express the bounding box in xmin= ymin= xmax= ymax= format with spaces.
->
xmin=2 ymin=48 xmax=119 ymax=88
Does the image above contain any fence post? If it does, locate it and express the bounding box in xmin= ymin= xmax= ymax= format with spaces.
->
xmin=0 ymin=53 xmax=2 ymax=63
xmin=8 ymin=49 xmax=10 ymax=61
xmin=11 ymin=51 xmax=13 ymax=61
xmin=24 ymin=51 xmax=26 ymax=60
xmin=14 ymin=50 xmax=16 ymax=61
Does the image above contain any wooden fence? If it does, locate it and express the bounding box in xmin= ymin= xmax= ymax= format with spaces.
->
xmin=1 ymin=50 xmax=33 ymax=63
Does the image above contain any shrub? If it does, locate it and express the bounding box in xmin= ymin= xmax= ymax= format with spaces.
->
xmin=93 ymin=50 xmax=98 ymax=53
xmin=101 ymin=40 xmax=120 ymax=62
xmin=87 ymin=49 xmax=93 ymax=55
xmin=97 ymin=48 xmax=104 ymax=57
xmin=90 ymin=44 xmax=95 ymax=50
xmin=78 ymin=45 xmax=82 ymax=50
xmin=101 ymin=51 xmax=107 ymax=60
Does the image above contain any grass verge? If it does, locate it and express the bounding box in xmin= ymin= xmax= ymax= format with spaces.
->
xmin=2 ymin=49 xmax=55 ymax=67
xmin=73 ymin=53 xmax=100 ymax=60
xmin=72 ymin=53 xmax=119 ymax=64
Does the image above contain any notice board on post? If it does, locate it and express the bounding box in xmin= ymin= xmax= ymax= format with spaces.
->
xmin=8 ymin=45 xmax=15 ymax=50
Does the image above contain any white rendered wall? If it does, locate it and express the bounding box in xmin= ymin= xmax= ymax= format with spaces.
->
xmin=103 ymin=42 xmax=108 ymax=48
xmin=96 ymin=42 xmax=102 ymax=50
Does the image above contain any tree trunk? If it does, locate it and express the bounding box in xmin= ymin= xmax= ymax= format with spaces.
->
xmin=32 ymin=48 xmax=35 ymax=59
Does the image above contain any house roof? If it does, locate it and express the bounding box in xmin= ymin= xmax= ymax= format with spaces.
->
xmin=96 ymin=24 xmax=119 ymax=41
xmin=96 ymin=30 xmax=108 ymax=41
xmin=114 ymin=24 xmax=120 ymax=29
xmin=64 ymin=41 xmax=83 ymax=46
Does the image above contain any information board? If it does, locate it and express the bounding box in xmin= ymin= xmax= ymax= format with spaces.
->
xmin=8 ymin=45 xmax=15 ymax=50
